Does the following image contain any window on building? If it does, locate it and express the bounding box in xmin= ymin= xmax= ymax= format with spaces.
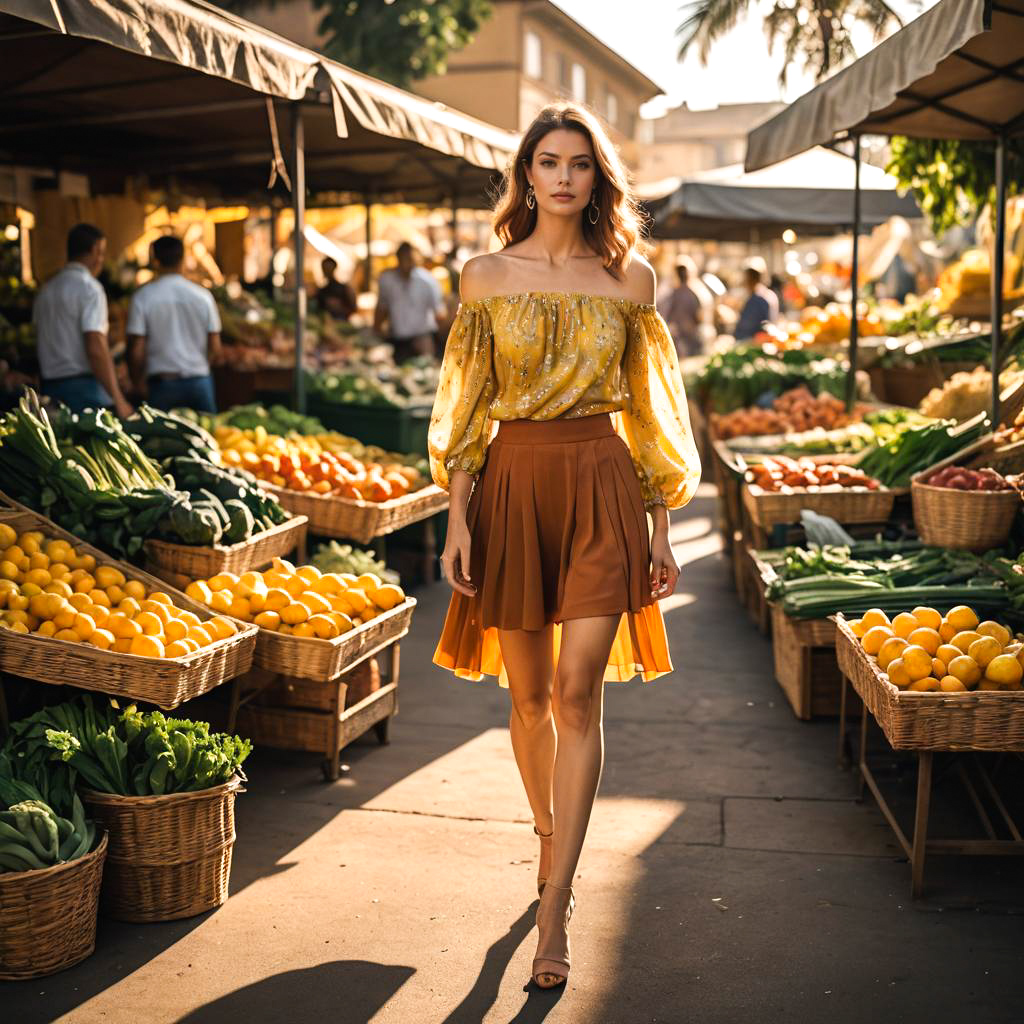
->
xmin=571 ymin=62 xmax=587 ymax=103
xmin=557 ymin=53 xmax=570 ymax=89
xmin=605 ymin=89 xmax=618 ymax=126
xmin=524 ymin=31 xmax=543 ymax=80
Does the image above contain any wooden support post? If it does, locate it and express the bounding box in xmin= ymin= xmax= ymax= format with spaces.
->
xmin=291 ymin=102 xmax=307 ymax=415
xmin=910 ymin=752 xmax=933 ymax=900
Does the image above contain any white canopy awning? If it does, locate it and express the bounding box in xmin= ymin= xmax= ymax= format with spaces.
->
xmin=745 ymin=0 xmax=1024 ymax=171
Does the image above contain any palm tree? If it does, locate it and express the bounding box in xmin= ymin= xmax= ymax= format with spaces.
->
xmin=678 ymin=0 xmax=908 ymax=88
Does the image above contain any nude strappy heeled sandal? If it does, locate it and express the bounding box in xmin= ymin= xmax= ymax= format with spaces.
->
xmin=532 ymin=881 xmax=574 ymax=989
xmin=534 ymin=825 xmax=553 ymax=897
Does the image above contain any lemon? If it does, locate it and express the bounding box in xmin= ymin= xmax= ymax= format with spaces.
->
xmin=864 ymin=622 xmax=897 ymax=655
xmin=946 ymin=605 xmax=979 ymax=633
xmin=0 ymin=524 xmax=16 ymax=549
xmin=936 ymin=643 xmax=961 ymax=666
xmin=135 ymin=611 xmax=163 ymax=637
xmin=951 ymin=630 xmax=981 ymax=654
xmin=900 ymin=645 xmax=933 ymax=681
xmin=90 ymin=628 xmax=114 ymax=651
xmin=948 ymin=655 xmax=981 ymax=687
xmin=848 ymin=618 xmax=866 ymax=638
xmin=254 ymin=610 xmax=281 ymax=631
xmin=939 ymin=675 xmax=967 ymax=693
xmin=976 ymin=621 xmax=1011 ymax=648
xmin=301 ymin=592 xmax=331 ymax=616
xmin=372 ymin=584 xmax=405 ymax=611
xmin=908 ymin=677 xmax=941 ymax=692
xmin=877 ymin=636 xmax=908 ymax=670
xmin=123 ymin=580 xmax=146 ymax=601
xmin=886 ymin=658 xmax=911 ymax=688
xmin=985 ymin=654 xmax=1023 ymax=687
xmin=295 ymin=565 xmax=321 ymax=585
xmin=938 ymin=619 xmax=957 ymax=643
xmin=228 ymin=596 xmax=252 ymax=621
xmin=309 ymin=613 xmax=339 ymax=639
xmin=932 ymin=657 xmax=947 ymax=678
xmin=130 ymin=634 xmax=165 ymax=658
xmin=280 ymin=602 xmax=309 ymax=625
xmin=907 ymin=627 xmax=941 ymax=656
xmin=263 ymin=588 xmax=290 ymax=612
xmin=913 ymin=607 xmax=942 ymax=631
xmin=967 ymin=636 xmax=1001 ymax=669
xmin=861 ymin=608 xmax=891 ymax=632
xmin=891 ymin=612 xmax=919 ymax=640
xmin=186 ymin=580 xmax=212 ymax=605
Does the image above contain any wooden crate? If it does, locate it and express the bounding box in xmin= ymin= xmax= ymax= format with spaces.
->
xmin=770 ymin=603 xmax=861 ymax=720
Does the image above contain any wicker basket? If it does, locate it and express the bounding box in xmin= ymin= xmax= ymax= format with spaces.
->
xmin=742 ymin=483 xmax=895 ymax=532
xmin=0 ymin=834 xmax=107 ymax=980
xmin=144 ymin=514 xmax=308 ymax=584
xmin=910 ymin=478 xmax=1021 ymax=551
xmin=267 ymin=483 xmax=449 ymax=543
xmin=82 ymin=776 xmax=242 ymax=923
xmin=0 ymin=498 xmax=257 ymax=709
xmin=251 ymin=597 xmax=416 ymax=682
xmin=834 ymin=615 xmax=1024 ymax=751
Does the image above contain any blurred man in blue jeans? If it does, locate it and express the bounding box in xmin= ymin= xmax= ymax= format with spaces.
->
xmin=127 ymin=235 xmax=222 ymax=412
xmin=33 ymin=223 xmax=134 ymax=416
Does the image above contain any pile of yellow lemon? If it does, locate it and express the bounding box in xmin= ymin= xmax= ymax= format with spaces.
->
xmin=0 ymin=523 xmax=237 ymax=657
xmin=185 ymin=557 xmax=406 ymax=640
xmin=851 ymin=605 xmax=1023 ymax=693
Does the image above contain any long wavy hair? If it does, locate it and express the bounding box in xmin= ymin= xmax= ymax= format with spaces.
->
xmin=493 ymin=103 xmax=646 ymax=279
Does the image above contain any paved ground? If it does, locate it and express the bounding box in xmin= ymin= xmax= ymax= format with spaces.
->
xmin=5 ymin=484 xmax=1024 ymax=1024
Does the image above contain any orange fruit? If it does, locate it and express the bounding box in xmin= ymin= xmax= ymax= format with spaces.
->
xmin=118 ymin=597 xmax=141 ymax=618
xmin=861 ymin=609 xmax=891 ymax=632
xmin=848 ymin=618 xmax=866 ymax=638
xmin=68 ymin=592 xmax=92 ymax=612
xmin=301 ymin=592 xmax=330 ymax=616
xmin=135 ymin=611 xmax=163 ymax=637
xmin=877 ymin=636 xmax=908 ymax=670
xmin=985 ymin=654 xmax=1023 ymax=687
xmin=130 ymin=634 xmax=164 ymax=658
xmin=207 ymin=616 xmax=237 ymax=640
xmin=263 ymin=588 xmax=290 ymax=612
xmin=253 ymin=610 xmax=281 ymax=631
xmin=228 ymin=596 xmax=252 ymax=621
xmin=939 ymin=675 xmax=967 ymax=693
xmin=968 ymin=636 xmax=1001 ymax=669
xmin=951 ymin=630 xmax=982 ymax=653
xmin=932 ymin=657 xmax=946 ymax=678
xmin=165 ymin=618 xmax=188 ymax=642
xmin=164 ymin=640 xmax=191 ymax=658
xmin=911 ymin=607 xmax=942 ymax=631
xmin=891 ymin=612 xmax=919 ymax=640
xmin=90 ymin=588 xmax=111 ymax=609
xmin=147 ymin=591 xmax=173 ymax=606
xmin=44 ymin=580 xmax=73 ymax=600
xmin=186 ymin=580 xmax=213 ymax=605
xmin=936 ymin=643 xmax=961 ymax=666
xmin=948 ymin=655 xmax=981 ymax=687
xmin=280 ymin=602 xmax=309 ymax=625
xmin=938 ymin=619 xmax=957 ymax=643
xmin=209 ymin=590 xmax=233 ymax=614
xmin=123 ymin=580 xmax=146 ymax=602
xmin=908 ymin=676 xmax=941 ymax=692
xmin=861 ymin=625 xmax=893 ymax=656
xmin=112 ymin=637 xmax=133 ymax=653
xmin=291 ymin=621 xmax=316 ymax=638
xmin=36 ymin=620 xmax=58 ymax=638
xmin=106 ymin=584 xmax=127 ymax=606
xmin=946 ymin=606 xmax=979 ymax=632
xmin=901 ymin=645 xmax=933 ymax=681
xmin=140 ymin=600 xmax=171 ymax=623
xmin=309 ymin=613 xmax=339 ymax=639
xmin=907 ymin=628 xmax=941 ymax=656
xmin=90 ymin=628 xmax=114 ymax=650
xmin=54 ymin=628 xmax=80 ymax=643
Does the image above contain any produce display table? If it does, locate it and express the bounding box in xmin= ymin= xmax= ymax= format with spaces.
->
xmin=306 ymin=397 xmax=431 ymax=456
xmin=226 ymin=598 xmax=416 ymax=780
xmin=834 ymin=615 xmax=1024 ymax=898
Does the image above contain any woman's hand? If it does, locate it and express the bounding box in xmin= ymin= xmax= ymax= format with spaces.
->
xmin=440 ymin=517 xmax=477 ymax=597
xmin=649 ymin=527 xmax=679 ymax=600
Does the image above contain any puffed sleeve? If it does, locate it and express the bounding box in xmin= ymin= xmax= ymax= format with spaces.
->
xmin=428 ymin=301 xmax=496 ymax=490
xmin=617 ymin=306 xmax=702 ymax=509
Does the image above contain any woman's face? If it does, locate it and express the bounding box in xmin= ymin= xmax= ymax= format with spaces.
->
xmin=525 ymin=128 xmax=597 ymax=220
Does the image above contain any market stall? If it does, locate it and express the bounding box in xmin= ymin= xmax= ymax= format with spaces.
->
xmin=745 ymin=0 xmax=1024 ymax=420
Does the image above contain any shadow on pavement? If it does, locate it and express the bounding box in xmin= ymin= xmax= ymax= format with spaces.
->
xmin=175 ymin=961 xmax=415 ymax=1023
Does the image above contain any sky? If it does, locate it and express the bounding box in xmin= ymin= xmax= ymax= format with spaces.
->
xmin=551 ymin=0 xmax=939 ymax=117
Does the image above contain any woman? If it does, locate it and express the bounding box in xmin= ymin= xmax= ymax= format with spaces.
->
xmin=428 ymin=104 xmax=701 ymax=990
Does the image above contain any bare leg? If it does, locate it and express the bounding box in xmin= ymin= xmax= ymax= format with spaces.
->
xmin=498 ymin=625 xmax=556 ymax=837
xmin=533 ymin=614 xmax=620 ymax=988
xmin=548 ymin=614 xmax=620 ymax=887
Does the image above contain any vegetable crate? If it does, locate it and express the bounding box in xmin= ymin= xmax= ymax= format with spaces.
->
xmin=82 ymin=776 xmax=243 ymax=922
xmin=879 ymin=362 xmax=978 ymax=409
xmin=144 ymin=513 xmax=309 ymax=591
xmin=769 ymin=603 xmax=855 ymax=720
xmin=0 ymin=833 xmax=107 ymax=980
xmin=268 ymin=482 xmax=449 ymax=545
xmin=0 ymin=495 xmax=258 ymax=709
xmin=711 ymin=440 xmax=743 ymax=553
xmin=834 ymin=615 xmax=1024 ymax=898
xmin=228 ymin=599 xmax=415 ymax=780
xmin=306 ymin=397 xmax=431 ymax=456
xmin=742 ymin=484 xmax=896 ymax=549
xmin=910 ymin=477 xmax=1021 ymax=552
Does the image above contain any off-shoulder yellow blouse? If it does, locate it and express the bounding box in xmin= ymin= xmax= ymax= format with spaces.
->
xmin=428 ymin=291 xmax=702 ymax=509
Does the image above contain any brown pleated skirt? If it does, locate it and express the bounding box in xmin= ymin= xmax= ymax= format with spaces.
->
xmin=433 ymin=413 xmax=674 ymax=685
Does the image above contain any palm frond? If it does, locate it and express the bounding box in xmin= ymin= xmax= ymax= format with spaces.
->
xmin=676 ymin=0 xmax=753 ymax=64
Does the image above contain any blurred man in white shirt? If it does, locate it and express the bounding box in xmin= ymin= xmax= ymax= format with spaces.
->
xmin=33 ymin=223 xmax=133 ymax=416
xmin=127 ymin=235 xmax=222 ymax=412
xmin=373 ymin=242 xmax=444 ymax=362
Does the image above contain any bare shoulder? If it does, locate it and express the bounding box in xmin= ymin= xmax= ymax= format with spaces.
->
xmin=621 ymin=254 xmax=657 ymax=304
xmin=459 ymin=253 xmax=506 ymax=302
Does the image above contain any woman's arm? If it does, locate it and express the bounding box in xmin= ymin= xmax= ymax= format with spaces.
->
xmin=440 ymin=468 xmax=477 ymax=596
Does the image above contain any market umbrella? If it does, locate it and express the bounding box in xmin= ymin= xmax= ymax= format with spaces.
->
xmin=744 ymin=0 xmax=1024 ymax=418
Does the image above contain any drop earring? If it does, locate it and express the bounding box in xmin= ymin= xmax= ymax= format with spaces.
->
xmin=526 ymin=185 xmax=536 ymax=210
xmin=588 ymin=192 xmax=600 ymax=225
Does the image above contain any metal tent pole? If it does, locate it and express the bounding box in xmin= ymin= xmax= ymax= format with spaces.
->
xmin=291 ymin=102 xmax=307 ymax=415
xmin=991 ymin=135 xmax=1007 ymax=426
xmin=364 ymin=195 xmax=374 ymax=293
xmin=847 ymin=135 xmax=862 ymax=411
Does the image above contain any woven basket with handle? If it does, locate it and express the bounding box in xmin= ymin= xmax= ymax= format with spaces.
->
xmin=0 ymin=834 xmax=107 ymax=980
xmin=82 ymin=776 xmax=242 ymax=922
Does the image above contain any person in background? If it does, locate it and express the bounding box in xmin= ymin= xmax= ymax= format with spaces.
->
xmin=734 ymin=265 xmax=779 ymax=341
xmin=317 ymin=256 xmax=358 ymax=321
xmin=374 ymin=241 xmax=444 ymax=363
xmin=660 ymin=259 xmax=705 ymax=358
xmin=33 ymin=223 xmax=134 ymax=416
xmin=126 ymin=234 xmax=221 ymax=412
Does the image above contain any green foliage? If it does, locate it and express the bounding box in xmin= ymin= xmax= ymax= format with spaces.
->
xmin=886 ymin=137 xmax=1024 ymax=237
xmin=215 ymin=0 xmax=493 ymax=87
xmin=677 ymin=0 xmax=903 ymax=87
